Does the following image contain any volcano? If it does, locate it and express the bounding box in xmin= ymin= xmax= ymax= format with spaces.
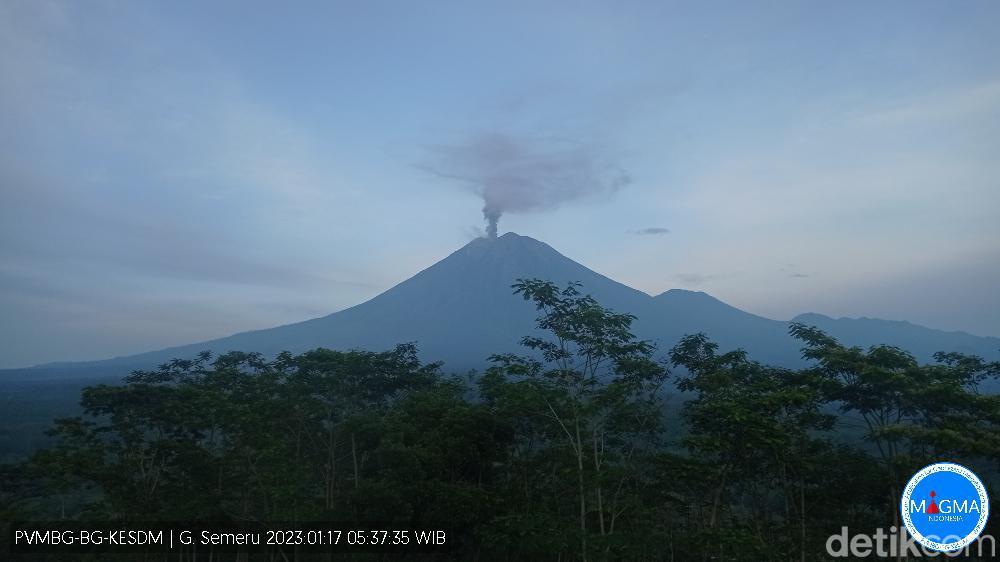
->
xmin=3 ymin=232 xmax=999 ymax=457
xmin=9 ymin=232 xmax=1000 ymax=375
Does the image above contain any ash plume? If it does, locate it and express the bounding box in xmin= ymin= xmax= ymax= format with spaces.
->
xmin=484 ymin=207 xmax=501 ymax=239
xmin=421 ymin=133 xmax=630 ymax=238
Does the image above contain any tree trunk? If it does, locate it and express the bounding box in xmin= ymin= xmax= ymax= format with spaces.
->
xmin=593 ymin=431 xmax=605 ymax=536
xmin=575 ymin=418 xmax=587 ymax=562
xmin=351 ymin=432 xmax=360 ymax=489
xmin=891 ymin=484 xmax=902 ymax=562
xmin=325 ymin=430 xmax=338 ymax=509
xmin=800 ymin=475 xmax=806 ymax=562
xmin=709 ymin=465 xmax=729 ymax=529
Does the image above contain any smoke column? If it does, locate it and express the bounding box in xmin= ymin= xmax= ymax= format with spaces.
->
xmin=483 ymin=207 xmax=501 ymax=239
xmin=421 ymin=133 xmax=630 ymax=238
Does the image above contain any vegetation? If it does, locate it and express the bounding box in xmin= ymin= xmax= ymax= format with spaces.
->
xmin=3 ymin=279 xmax=1000 ymax=560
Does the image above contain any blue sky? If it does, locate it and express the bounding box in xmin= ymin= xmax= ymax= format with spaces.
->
xmin=2 ymin=0 xmax=999 ymax=368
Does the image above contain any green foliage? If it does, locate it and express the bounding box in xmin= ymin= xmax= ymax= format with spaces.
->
xmin=5 ymin=281 xmax=999 ymax=561
xmin=483 ymin=279 xmax=670 ymax=560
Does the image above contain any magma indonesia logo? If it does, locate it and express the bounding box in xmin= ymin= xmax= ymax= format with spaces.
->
xmin=901 ymin=462 xmax=990 ymax=552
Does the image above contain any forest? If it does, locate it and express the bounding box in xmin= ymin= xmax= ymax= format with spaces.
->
xmin=2 ymin=279 xmax=999 ymax=561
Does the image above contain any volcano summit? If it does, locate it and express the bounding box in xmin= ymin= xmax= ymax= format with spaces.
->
xmin=15 ymin=232 xmax=999 ymax=376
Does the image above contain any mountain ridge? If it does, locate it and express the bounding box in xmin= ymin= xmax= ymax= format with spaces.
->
xmin=10 ymin=232 xmax=1000 ymax=374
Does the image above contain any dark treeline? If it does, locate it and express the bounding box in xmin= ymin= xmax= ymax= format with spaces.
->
xmin=3 ymin=279 xmax=1000 ymax=561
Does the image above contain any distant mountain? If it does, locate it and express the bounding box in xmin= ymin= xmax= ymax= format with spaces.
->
xmin=11 ymin=232 xmax=1000 ymax=376
xmin=790 ymin=312 xmax=998 ymax=360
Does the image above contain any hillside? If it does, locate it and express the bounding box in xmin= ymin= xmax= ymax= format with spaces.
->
xmin=13 ymin=232 xmax=1000 ymax=375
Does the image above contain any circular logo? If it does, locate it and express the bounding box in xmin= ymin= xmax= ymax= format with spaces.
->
xmin=901 ymin=462 xmax=990 ymax=552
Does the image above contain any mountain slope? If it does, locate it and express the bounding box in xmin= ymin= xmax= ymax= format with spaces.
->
xmin=792 ymin=313 xmax=999 ymax=359
xmin=14 ymin=233 xmax=1000 ymax=375
xmin=41 ymin=233 xmax=651 ymax=373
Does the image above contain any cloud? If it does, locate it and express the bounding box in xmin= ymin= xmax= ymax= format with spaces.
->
xmin=0 ymin=3 xmax=385 ymax=367
xmin=634 ymin=227 xmax=670 ymax=235
xmin=419 ymin=132 xmax=630 ymax=236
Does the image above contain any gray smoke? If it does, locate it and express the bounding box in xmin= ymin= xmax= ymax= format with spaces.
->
xmin=421 ymin=133 xmax=630 ymax=238
xmin=483 ymin=207 xmax=501 ymax=239
xmin=634 ymin=227 xmax=671 ymax=235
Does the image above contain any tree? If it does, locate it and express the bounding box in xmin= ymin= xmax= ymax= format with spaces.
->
xmin=788 ymin=324 xmax=1000 ymax=558
xmin=12 ymin=282 xmax=999 ymax=561
xmin=485 ymin=279 xmax=669 ymax=561
xmin=670 ymin=333 xmax=834 ymax=561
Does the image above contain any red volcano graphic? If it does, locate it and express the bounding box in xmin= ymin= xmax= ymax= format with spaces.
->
xmin=927 ymin=491 xmax=940 ymax=515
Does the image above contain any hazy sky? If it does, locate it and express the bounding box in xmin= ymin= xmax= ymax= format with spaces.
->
xmin=2 ymin=0 xmax=999 ymax=368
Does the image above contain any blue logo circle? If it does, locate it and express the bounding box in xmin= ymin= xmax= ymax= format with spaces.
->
xmin=901 ymin=462 xmax=989 ymax=552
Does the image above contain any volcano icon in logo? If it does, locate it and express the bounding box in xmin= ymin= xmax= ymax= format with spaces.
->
xmin=901 ymin=462 xmax=990 ymax=552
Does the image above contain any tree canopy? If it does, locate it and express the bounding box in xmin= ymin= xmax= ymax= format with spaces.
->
xmin=3 ymin=280 xmax=999 ymax=561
